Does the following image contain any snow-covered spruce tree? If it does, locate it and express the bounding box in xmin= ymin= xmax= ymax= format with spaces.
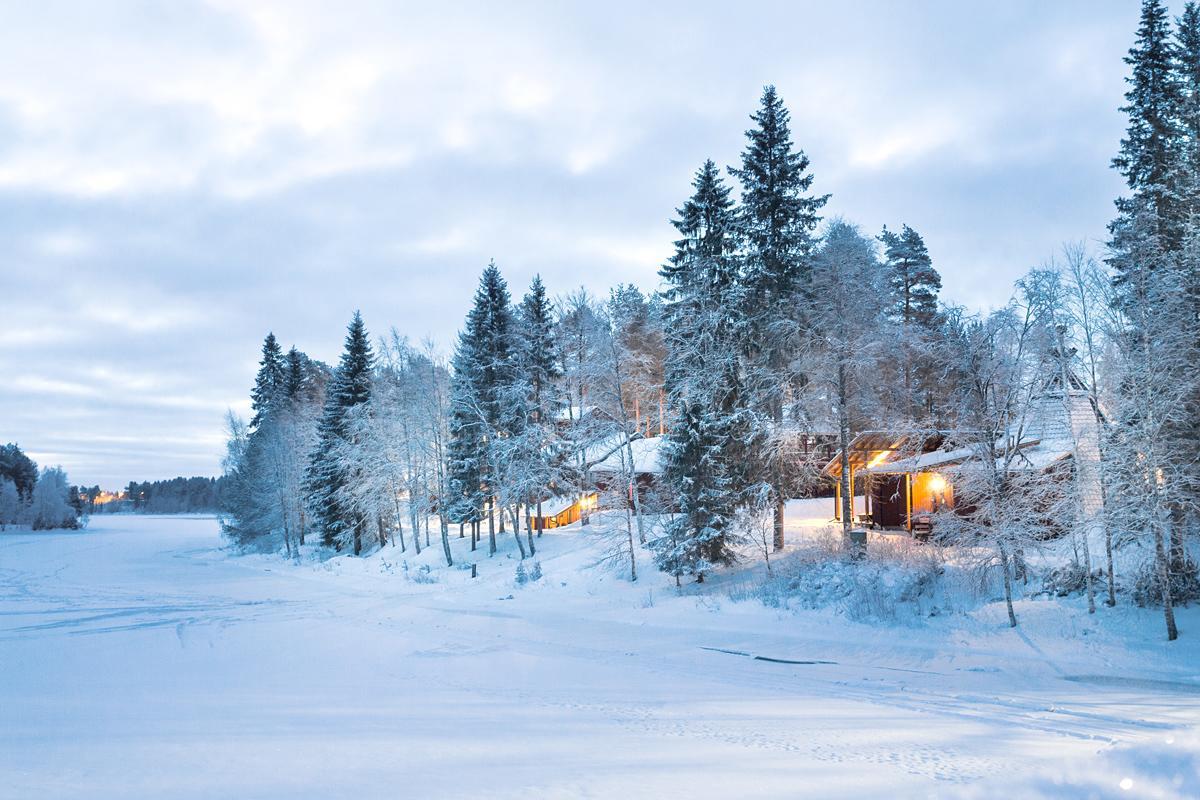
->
xmin=729 ymin=85 xmax=829 ymax=552
xmin=250 ymin=332 xmax=286 ymax=430
xmin=1177 ymin=2 xmax=1200 ymax=217
xmin=447 ymin=263 xmax=523 ymax=556
xmin=447 ymin=325 xmax=487 ymax=550
xmin=653 ymin=160 xmax=747 ymax=581
xmin=807 ymin=220 xmax=886 ymax=537
xmin=30 ymin=466 xmax=78 ymax=530
xmin=1114 ymin=0 xmax=1186 ymax=253
xmin=305 ymin=311 xmax=374 ymax=553
xmin=653 ymin=401 xmax=738 ymax=585
xmin=515 ymin=275 xmax=563 ymax=542
xmin=878 ymin=224 xmax=944 ymax=422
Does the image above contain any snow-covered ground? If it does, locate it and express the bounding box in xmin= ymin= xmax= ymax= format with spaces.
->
xmin=2 ymin=509 xmax=1198 ymax=799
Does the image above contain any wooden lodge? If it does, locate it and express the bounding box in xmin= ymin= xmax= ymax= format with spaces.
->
xmin=821 ymin=432 xmax=960 ymax=536
xmin=822 ymin=372 xmax=1102 ymax=538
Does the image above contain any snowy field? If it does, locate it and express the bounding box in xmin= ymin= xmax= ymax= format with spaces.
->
xmin=2 ymin=511 xmax=1199 ymax=799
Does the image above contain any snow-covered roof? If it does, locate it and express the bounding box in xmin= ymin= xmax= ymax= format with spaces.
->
xmin=589 ymin=436 xmax=667 ymax=475
xmin=864 ymin=446 xmax=975 ymax=474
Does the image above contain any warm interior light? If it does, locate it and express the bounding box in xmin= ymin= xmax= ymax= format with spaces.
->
xmin=928 ymin=474 xmax=947 ymax=494
xmin=867 ymin=449 xmax=892 ymax=468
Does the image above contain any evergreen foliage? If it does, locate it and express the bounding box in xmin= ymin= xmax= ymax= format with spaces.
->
xmin=0 ymin=443 xmax=38 ymax=500
xmin=729 ymin=85 xmax=829 ymax=551
xmin=250 ymin=332 xmax=285 ymax=429
xmin=879 ymin=224 xmax=942 ymax=328
xmin=305 ymin=312 xmax=375 ymax=551
xmin=656 ymin=160 xmax=747 ymax=579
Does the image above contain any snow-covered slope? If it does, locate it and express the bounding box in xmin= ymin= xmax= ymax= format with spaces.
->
xmin=1 ymin=512 xmax=1197 ymax=799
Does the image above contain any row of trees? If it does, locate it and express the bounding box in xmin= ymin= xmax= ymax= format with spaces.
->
xmin=0 ymin=443 xmax=82 ymax=531
xmin=220 ymin=86 xmax=947 ymax=586
xmin=113 ymin=477 xmax=228 ymax=514
xmin=220 ymin=5 xmax=1198 ymax=640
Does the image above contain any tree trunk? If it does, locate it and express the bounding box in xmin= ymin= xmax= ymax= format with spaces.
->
xmin=1104 ymin=510 xmax=1117 ymax=608
xmin=1155 ymin=514 xmax=1179 ymax=641
xmin=523 ymin=504 xmax=536 ymax=556
xmin=439 ymin=513 xmax=453 ymax=567
xmin=536 ymin=499 xmax=543 ymax=537
xmin=773 ymin=396 xmax=785 ymax=552
xmin=625 ymin=503 xmax=638 ymax=581
xmin=488 ymin=497 xmax=497 ymax=556
xmin=509 ymin=505 xmax=527 ymax=559
xmin=998 ymin=542 xmax=1018 ymax=628
xmin=837 ymin=364 xmax=853 ymax=536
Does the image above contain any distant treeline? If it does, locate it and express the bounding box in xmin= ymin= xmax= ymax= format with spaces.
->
xmin=95 ymin=476 xmax=228 ymax=514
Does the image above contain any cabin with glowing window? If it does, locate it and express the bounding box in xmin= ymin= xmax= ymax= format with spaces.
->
xmin=821 ymin=369 xmax=1102 ymax=537
xmin=821 ymin=432 xmax=960 ymax=534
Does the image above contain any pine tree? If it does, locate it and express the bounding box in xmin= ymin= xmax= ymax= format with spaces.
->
xmin=305 ymin=312 xmax=374 ymax=552
xmin=651 ymin=402 xmax=740 ymax=582
xmin=728 ymin=85 xmax=829 ymax=551
xmin=1177 ymin=2 xmax=1200 ymax=215
xmin=1113 ymin=0 xmax=1185 ymax=257
xmin=517 ymin=275 xmax=562 ymax=529
xmin=655 ymin=161 xmax=746 ymax=580
xmin=879 ymin=224 xmax=941 ymax=328
xmin=446 ymin=263 xmax=520 ymax=555
xmin=879 ymin=224 xmax=944 ymax=420
xmin=250 ymin=332 xmax=285 ymax=429
xmin=284 ymin=346 xmax=306 ymax=401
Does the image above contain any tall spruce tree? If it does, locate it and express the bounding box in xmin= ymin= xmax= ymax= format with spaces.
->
xmin=447 ymin=263 xmax=519 ymax=555
xmin=1112 ymin=0 xmax=1185 ymax=259
xmin=729 ymin=85 xmax=828 ymax=551
xmin=517 ymin=275 xmax=562 ymax=525
xmin=250 ymin=332 xmax=285 ymax=429
xmin=1177 ymin=3 xmax=1200 ymax=214
xmin=305 ymin=312 xmax=374 ymax=552
xmin=653 ymin=160 xmax=745 ymax=580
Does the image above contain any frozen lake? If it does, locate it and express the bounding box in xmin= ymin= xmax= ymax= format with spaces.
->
xmin=1 ymin=514 xmax=1197 ymax=799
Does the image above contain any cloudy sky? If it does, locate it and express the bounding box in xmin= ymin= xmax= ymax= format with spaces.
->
xmin=1 ymin=0 xmax=1141 ymax=488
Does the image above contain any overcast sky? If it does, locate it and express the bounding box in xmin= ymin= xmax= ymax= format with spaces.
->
xmin=0 ymin=0 xmax=1143 ymax=488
